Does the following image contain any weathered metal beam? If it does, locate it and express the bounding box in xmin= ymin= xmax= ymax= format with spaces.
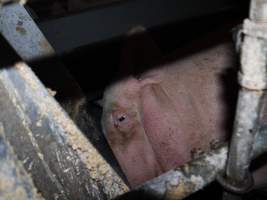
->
xmin=0 ymin=3 xmax=93 ymax=119
xmin=0 ymin=63 xmax=128 ymax=200
xmin=116 ymin=124 xmax=267 ymax=200
xmin=0 ymin=3 xmax=54 ymax=61
xmin=1 ymin=2 xmax=123 ymax=177
xmin=0 ymin=3 xmax=93 ymax=123
xmin=0 ymin=124 xmax=43 ymax=200
xmin=0 ymin=2 xmax=124 ymax=181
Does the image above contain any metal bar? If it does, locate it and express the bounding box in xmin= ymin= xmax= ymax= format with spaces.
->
xmin=116 ymin=124 xmax=267 ymax=200
xmin=0 ymin=2 xmax=90 ymax=116
xmin=0 ymin=124 xmax=43 ymax=200
xmin=0 ymin=63 xmax=128 ymax=200
xmin=0 ymin=3 xmax=92 ymax=123
xmin=0 ymin=2 xmax=125 ymax=182
xmin=224 ymin=90 xmax=264 ymax=191
xmin=221 ymin=1 xmax=267 ymax=199
xmin=0 ymin=3 xmax=54 ymax=61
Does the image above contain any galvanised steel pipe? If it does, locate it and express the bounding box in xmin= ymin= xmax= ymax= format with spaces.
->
xmin=221 ymin=1 xmax=267 ymax=199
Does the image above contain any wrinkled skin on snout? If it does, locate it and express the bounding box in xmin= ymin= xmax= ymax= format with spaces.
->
xmin=101 ymin=43 xmax=237 ymax=187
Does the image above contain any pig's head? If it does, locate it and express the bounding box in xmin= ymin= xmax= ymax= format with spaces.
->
xmin=101 ymin=76 xmax=162 ymax=187
xmin=101 ymin=77 xmax=141 ymax=145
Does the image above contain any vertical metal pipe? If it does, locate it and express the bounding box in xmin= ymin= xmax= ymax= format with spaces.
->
xmin=227 ymin=90 xmax=264 ymax=182
xmin=226 ymin=90 xmax=265 ymax=180
xmin=221 ymin=0 xmax=267 ymax=199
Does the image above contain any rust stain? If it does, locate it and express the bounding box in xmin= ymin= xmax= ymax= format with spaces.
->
xmin=165 ymin=181 xmax=198 ymax=200
xmin=38 ymin=38 xmax=53 ymax=53
xmin=164 ymin=180 xmax=188 ymax=200
xmin=16 ymin=26 xmax=27 ymax=36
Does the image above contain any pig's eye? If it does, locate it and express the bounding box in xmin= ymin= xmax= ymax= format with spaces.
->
xmin=112 ymin=112 xmax=131 ymax=131
xmin=115 ymin=114 xmax=127 ymax=125
xmin=118 ymin=115 xmax=126 ymax=122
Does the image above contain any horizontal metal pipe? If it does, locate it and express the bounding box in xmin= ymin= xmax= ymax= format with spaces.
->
xmin=116 ymin=124 xmax=267 ymax=200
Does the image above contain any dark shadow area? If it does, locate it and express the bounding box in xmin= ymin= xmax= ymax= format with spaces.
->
xmin=115 ymin=182 xmax=224 ymax=200
xmin=28 ymin=0 xmax=250 ymax=25
xmin=0 ymin=35 xmax=20 ymax=67
xmin=251 ymin=153 xmax=267 ymax=172
xmin=60 ymin=10 xmax=245 ymax=92
xmin=116 ymin=176 xmax=267 ymax=200
xmin=219 ymin=64 xmax=239 ymax=139
xmin=27 ymin=0 xmax=127 ymax=20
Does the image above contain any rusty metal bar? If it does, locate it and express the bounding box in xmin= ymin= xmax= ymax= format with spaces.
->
xmin=116 ymin=124 xmax=267 ymax=200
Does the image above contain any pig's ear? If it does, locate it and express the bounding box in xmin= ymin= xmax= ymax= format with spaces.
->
xmin=138 ymin=70 xmax=163 ymax=88
xmin=119 ymin=26 xmax=163 ymax=77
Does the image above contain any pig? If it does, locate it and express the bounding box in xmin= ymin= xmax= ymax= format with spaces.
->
xmin=101 ymin=31 xmax=239 ymax=187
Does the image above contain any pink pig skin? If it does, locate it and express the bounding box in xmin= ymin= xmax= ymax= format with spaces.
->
xmin=101 ymin=41 xmax=237 ymax=187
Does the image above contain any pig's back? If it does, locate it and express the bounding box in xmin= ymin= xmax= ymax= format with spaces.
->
xmin=165 ymin=42 xmax=236 ymax=139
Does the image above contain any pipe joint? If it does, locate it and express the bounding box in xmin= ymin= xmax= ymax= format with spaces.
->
xmin=216 ymin=170 xmax=254 ymax=194
xmin=238 ymin=24 xmax=267 ymax=90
